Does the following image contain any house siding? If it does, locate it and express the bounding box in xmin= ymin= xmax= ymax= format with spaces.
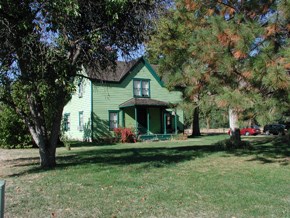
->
xmin=92 ymin=61 xmax=184 ymax=139
xmin=123 ymin=107 xmax=136 ymax=128
xmin=63 ymin=75 xmax=92 ymax=141
xmin=149 ymin=107 xmax=161 ymax=134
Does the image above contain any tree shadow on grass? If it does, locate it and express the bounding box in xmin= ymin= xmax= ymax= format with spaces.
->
xmin=229 ymin=136 xmax=290 ymax=165
xmin=6 ymin=145 xmax=219 ymax=177
xmin=6 ymin=136 xmax=290 ymax=177
xmin=56 ymin=145 xmax=217 ymax=169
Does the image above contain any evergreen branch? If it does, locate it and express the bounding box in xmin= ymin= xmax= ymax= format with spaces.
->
xmin=216 ymin=0 xmax=239 ymax=13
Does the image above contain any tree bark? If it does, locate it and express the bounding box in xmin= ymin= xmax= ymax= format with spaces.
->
xmin=229 ymin=108 xmax=241 ymax=142
xmin=206 ymin=117 xmax=211 ymax=130
xmin=191 ymin=107 xmax=201 ymax=136
xmin=23 ymin=93 xmax=65 ymax=168
xmin=39 ymin=144 xmax=56 ymax=168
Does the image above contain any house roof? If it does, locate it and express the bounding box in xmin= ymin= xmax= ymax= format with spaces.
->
xmin=85 ymin=57 xmax=162 ymax=85
xmin=119 ymin=98 xmax=168 ymax=108
xmin=86 ymin=59 xmax=139 ymax=82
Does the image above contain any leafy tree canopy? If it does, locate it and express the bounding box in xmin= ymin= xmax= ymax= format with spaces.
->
xmin=0 ymin=0 xmax=165 ymax=168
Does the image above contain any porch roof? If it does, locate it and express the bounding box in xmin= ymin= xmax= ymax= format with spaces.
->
xmin=119 ymin=98 xmax=168 ymax=108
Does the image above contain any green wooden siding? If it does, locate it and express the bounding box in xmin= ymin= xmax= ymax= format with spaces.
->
xmin=63 ymin=74 xmax=92 ymax=141
xmin=92 ymin=61 xmax=184 ymax=139
xmin=149 ymin=108 xmax=161 ymax=134
xmin=123 ymin=107 xmax=135 ymax=128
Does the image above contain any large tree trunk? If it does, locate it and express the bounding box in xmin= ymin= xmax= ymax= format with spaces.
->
xmin=24 ymin=93 xmax=65 ymax=168
xmin=39 ymin=143 xmax=56 ymax=168
xmin=27 ymin=123 xmax=56 ymax=168
xmin=27 ymin=120 xmax=58 ymax=168
xmin=191 ymin=107 xmax=201 ymax=136
xmin=229 ymin=108 xmax=241 ymax=142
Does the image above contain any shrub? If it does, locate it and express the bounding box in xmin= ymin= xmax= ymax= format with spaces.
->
xmin=282 ymin=130 xmax=290 ymax=145
xmin=172 ymin=134 xmax=188 ymax=141
xmin=0 ymin=104 xmax=33 ymax=149
xmin=114 ymin=127 xmax=136 ymax=143
xmin=215 ymin=138 xmax=252 ymax=150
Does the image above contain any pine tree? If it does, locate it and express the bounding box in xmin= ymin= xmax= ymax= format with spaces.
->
xmin=147 ymin=0 xmax=290 ymax=141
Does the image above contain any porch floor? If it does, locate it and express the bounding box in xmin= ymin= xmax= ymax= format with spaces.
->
xmin=138 ymin=134 xmax=175 ymax=141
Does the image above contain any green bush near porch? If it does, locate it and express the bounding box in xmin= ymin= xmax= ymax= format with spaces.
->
xmin=1 ymin=135 xmax=290 ymax=217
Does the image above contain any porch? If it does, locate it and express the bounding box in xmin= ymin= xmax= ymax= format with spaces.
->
xmin=119 ymin=98 xmax=179 ymax=139
xmin=138 ymin=134 xmax=175 ymax=141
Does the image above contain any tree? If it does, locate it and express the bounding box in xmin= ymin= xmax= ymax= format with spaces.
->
xmin=0 ymin=0 xmax=165 ymax=168
xmin=147 ymin=0 xmax=290 ymax=141
xmin=146 ymin=9 xmax=205 ymax=136
xmin=0 ymin=103 xmax=33 ymax=148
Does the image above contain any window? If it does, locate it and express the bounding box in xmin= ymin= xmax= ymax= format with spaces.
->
xmin=109 ymin=111 xmax=119 ymax=130
xmin=63 ymin=113 xmax=70 ymax=131
xmin=78 ymin=79 xmax=83 ymax=98
xmin=133 ymin=79 xmax=150 ymax=97
xmin=78 ymin=111 xmax=84 ymax=131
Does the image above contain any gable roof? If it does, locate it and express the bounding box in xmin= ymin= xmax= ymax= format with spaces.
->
xmin=85 ymin=57 xmax=164 ymax=86
xmin=119 ymin=98 xmax=168 ymax=108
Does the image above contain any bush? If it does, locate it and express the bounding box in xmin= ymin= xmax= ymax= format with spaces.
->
xmin=172 ymin=134 xmax=188 ymax=141
xmin=114 ymin=127 xmax=136 ymax=143
xmin=0 ymin=105 xmax=33 ymax=149
xmin=215 ymin=138 xmax=252 ymax=150
xmin=282 ymin=130 xmax=290 ymax=145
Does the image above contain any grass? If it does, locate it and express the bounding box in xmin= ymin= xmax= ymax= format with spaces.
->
xmin=1 ymin=134 xmax=290 ymax=218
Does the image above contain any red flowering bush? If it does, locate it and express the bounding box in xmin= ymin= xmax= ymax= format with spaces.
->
xmin=114 ymin=127 xmax=136 ymax=143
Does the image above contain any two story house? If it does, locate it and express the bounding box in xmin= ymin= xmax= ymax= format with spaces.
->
xmin=62 ymin=57 xmax=184 ymax=142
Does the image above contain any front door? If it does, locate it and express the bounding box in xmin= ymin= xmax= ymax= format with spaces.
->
xmin=137 ymin=107 xmax=147 ymax=134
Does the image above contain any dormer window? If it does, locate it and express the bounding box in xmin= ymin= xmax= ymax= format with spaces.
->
xmin=133 ymin=79 xmax=150 ymax=97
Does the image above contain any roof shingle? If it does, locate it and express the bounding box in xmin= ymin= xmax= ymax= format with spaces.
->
xmin=119 ymin=98 xmax=168 ymax=108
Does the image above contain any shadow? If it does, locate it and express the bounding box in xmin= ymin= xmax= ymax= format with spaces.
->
xmin=92 ymin=113 xmax=114 ymax=144
xmin=5 ymin=135 xmax=290 ymax=177
xmin=229 ymin=136 xmax=290 ymax=164
xmin=83 ymin=120 xmax=92 ymax=142
xmin=4 ymin=156 xmax=39 ymax=167
xmin=56 ymin=145 xmax=217 ymax=169
xmin=6 ymin=144 xmax=218 ymax=177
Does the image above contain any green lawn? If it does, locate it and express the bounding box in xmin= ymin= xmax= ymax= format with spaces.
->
xmin=1 ymin=135 xmax=290 ymax=218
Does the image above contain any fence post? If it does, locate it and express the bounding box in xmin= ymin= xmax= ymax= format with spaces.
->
xmin=0 ymin=180 xmax=5 ymax=218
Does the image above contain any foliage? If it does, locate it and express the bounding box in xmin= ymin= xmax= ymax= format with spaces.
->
xmin=114 ymin=127 xmax=136 ymax=143
xmin=0 ymin=0 xmax=164 ymax=167
xmin=215 ymin=138 xmax=252 ymax=150
xmin=0 ymin=104 xmax=33 ymax=148
xmin=147 ymin=0 xmax=290 ymax=129
xmin=172 ymin=133 xmax=188 ymax=140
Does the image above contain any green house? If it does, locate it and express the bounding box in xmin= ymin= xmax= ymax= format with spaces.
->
xmin=63 ymin=57 xmax=184 ymax=141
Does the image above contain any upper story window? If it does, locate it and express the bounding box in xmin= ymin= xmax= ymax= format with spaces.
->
xmin=133 ymin=79 xmax=150 ymax=97
xmin=78 ymin=79 xmax=83 ymax=98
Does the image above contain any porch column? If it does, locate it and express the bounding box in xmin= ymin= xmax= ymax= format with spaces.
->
xmin=135 ymin=107 xmax=138 ymax=134
xmin=174 ymin=109 xmax=178 ymax=134
xmin=122 ymin=110 xmax=125 ymax=127
xmin=147 ymin=108 xmax=150 ymax=135
xmin=163 ymin=112 xmax=167 ymax=134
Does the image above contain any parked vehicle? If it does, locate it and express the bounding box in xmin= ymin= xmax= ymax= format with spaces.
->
xmin=263 ymin=124 xmax=286 ymax=135
xmin=228 ymin=125 xmax=261 ymax=136
xmin=240 ymin=126 xmax=261 ymax=136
